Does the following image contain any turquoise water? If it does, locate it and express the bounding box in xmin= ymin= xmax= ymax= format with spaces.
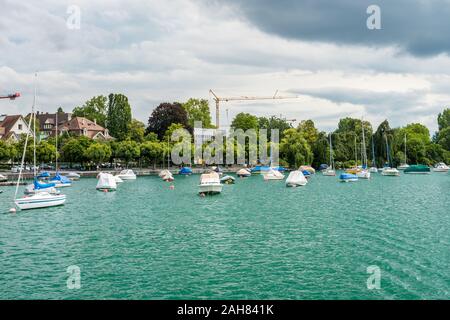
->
xmin=0 ymin=172 xmax=449 ymax=300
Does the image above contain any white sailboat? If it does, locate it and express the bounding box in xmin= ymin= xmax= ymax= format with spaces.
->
xmin=263 ymin=168 xmax=285 ymax=180
xmin=369 ymin=136 xmax=378 ymax=173
xmin=323 ymin=133 xmax=336 ymax=176
xmin=381 ymin=134 xmax=400 ymax=177
xmin=397 ymin=134 xmax=410 ymax=170
xmin=356 ymin=121 xmax=370 ymax=179
xmin=14 ymin=75 xmax=66 ymax=210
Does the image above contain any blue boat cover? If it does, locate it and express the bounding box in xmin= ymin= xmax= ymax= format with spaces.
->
xmin=272 ymin=166 xmax=286 ymax=172
xmin=340 ymin=173 xmax=358 ymax=179
xmin=318 ymin=164 xmax=328 ymax=171
xmin=251 ymin=166 xmax=271 ymax=173
xmin=50 ymin=173 xmax=72 ymax=184
xmin=37 ymin=172 xmax=50 ymax=178
xmin=34 ymin=178 xmax=55 ymax=190
xmin=302 ymin=170 xmax=311 ymax=176
xmin=179 ymin=167 xmax=193 ymax=175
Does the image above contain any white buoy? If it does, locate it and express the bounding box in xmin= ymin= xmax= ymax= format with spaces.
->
xmin=9 ymin=208 xmax=17 ymax=214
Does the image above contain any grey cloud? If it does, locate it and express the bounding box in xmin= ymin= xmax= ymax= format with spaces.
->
xmin=220 ymin=0 xmax=450 ymax=57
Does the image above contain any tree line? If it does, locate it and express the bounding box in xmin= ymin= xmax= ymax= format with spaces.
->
xmin=0 ymin=93 xmax=449 ymax=169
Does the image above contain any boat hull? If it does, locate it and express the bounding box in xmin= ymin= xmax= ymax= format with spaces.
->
xmin=117 ymin=175 xmax=136 ymax=180
xmin=198 ymin=184 xmax=222 ymax=194
xmin=15 ymin=195 xmax=66 ymax=210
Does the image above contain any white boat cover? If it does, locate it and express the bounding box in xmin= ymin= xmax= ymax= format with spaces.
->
xmin=286 ymin=171 xmax=307 ymax=186
xmin=237 ymin=168 xmax=251 ymax=176
xmin=200 ymin=172 xmax=221 ymax=184
xmin=97 ymin=173 xmax=117 ymax=190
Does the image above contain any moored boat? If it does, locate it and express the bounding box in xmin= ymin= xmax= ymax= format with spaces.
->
xmin=404 ymin=165 xmax=431 ymax=174
xmin=198 ymin=172 xmax=222 ymax=195
xmin=96 ymin=173 xmax=117 ymax=191
xmin=339 ymin=173 xmax=358 ymax=182
xmin=299 ymin=166 xmax=316 ymax=175
xmin=15 ymin=192 xmax=66 ymax=210
xmin=381 ymin=167 xmax=400 ymax=176
xmin=433 ymin=163 xmax=449 ymax=172
xmin=117 ymin=169 xmax=137 ymax=180
xmin=286 ymin=170 xmax=307 ymax=187
xmin=49 ymin=173 xmax=72 ymax=187
xmin=236 ymin=168 xmax=251 ymax=177
xmin=67 ymin=172 xmax=81 ymax=181
xmin=263 ymin=168 xmax=285 ymax=181
xmin=179 ymin=167 xmax=193 ymax=176
xmin=220 ymin=175 xmax=236 ymax=184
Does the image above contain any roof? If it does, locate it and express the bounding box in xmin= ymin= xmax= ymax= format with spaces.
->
xmin=0 ymin=115 xmax=22 ymax=134
xmin=35 ymin=112 xmax=71 ymax=130
xmin=62 ymin=117 xmax=105 ymax=132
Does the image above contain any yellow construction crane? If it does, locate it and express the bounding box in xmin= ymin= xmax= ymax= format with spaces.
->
xmin=209 ymin=89 xmax=297 ymax=128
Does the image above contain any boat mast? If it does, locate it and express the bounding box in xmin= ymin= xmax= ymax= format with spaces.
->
xmin=33 ymin=74 xmax=37 ymax=177
xmin=371 ymin=136 xmax=376 ymax=167
xmin=404 ymin=133 xmax=407 ymax=165
xmin=329 ymin=133 xmax=333 ymax=169
xmin=354 ymin=136 xmax=358 ymax=166
xmin=385 ymin=134 xmax=391 ymax=167
xmin=361 ymin=121 xmax=367 ymax=167
xmin=55 ymin=111 xmax=58 ymax=172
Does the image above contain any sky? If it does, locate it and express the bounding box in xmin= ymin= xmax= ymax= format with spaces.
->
xmin=1 ymin=0 xmax=449 ymax=134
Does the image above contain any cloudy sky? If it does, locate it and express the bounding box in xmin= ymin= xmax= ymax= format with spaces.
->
xmin=1 ymin=0 xmax=449 ymax=133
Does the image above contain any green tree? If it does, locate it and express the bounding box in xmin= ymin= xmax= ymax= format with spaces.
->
xmin=258 ymin=116 xmax=292 ymax=139
xmin=36 ymin=141 xmax=57 ymax=163
xmin=146 ymin=102 xmax=190 ymax=140
xmin=129 ymin=119 xmax=145 ymax=143
xmin=280 ymin=128 xmax=313 ymax=168
xmin=231 ymin=113 xmax=259 ymax=132
xmin=437 ymin=127 xmax=450 ymax=151
xmin=141 ymin=141 xmax=164 ymax=168
xmin=182 ymin=98 xmax=214 ymax=128
xmin=84 ymin=143 xmax=112 ymax=166
xmin=72 ymin=95 xmax=108 ymax=127
xmin=107 ymin=93 xmax=132 ymax=141
xmin=61 ymin=138 xmax=90 ymax=165
xmin=116 ymin=140 xmax=141 ymax=166
xmin=0 ymin=140 xmax=11 ymax=162
xmin=437 ymin=108 xmax=450 ymax=131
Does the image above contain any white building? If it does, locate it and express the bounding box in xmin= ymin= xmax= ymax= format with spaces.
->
xmin=0 ymin=115 xmax=31 ymax=142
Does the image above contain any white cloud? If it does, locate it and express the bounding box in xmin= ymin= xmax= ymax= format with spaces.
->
xmin=0 ymin=0 xmax=448 ymax=134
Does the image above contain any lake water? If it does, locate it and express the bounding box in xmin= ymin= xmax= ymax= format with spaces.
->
xmin=0 ymin=172 xmax=449 ymax=299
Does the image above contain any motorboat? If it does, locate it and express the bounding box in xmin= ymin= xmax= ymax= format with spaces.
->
xmin=160 ymin=170 xmax=174 ymax=182
xmin=179 ymin=167 xmax=193 ymax=176
xmin=67 ymin=172 xmax=81 ymax=181
xmin=263 ymin=168 xmax=285 ymax=181
xmin=339 ymin=173 xmax=358 ymax=182
xmin=433 ymin=163 xmax=449 ymax=172
xmin=381 ymin=167 xmax=400 ymax=176
xmin=117 ymin=169 xmax=137 ymax=180
xmin=49 ymin=173 xmax=72 ymax=187
xmin=220 ymin=175 xmax=236 ymax=184
xmin=96 ymin=173 xmax=117 ymax=191
xmin=286 ymin=170 xmax=308 ymax=187
xmin=323 ymin=168 xmax=336 ymax=176
xmin=369 ymin=167 xmax=378 ymax=173
xmin=299 ymin=166 xmax=316 ymax=175
xmin=236 ymin=168 xmax=251 ymax=177
xmin=404 ymin=165 xmax=431 ymax=174
xmin=24 ymin=179 xmax=60 ymax=195
xmin=198 ymin=172 xmax=222 ymax=195
xmin=356 ymin=169 xmax=371 ymax=179
xmin=15 ymin=192 xmax=66 ymax=210
xmin=114 ymin=175 xmax=124 ymax=183
xmin=397 ymin=164 xmax=410 ymax=170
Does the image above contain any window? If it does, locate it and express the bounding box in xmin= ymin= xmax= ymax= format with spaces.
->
xmin=18 ymin=124 xmax=23 ymax=130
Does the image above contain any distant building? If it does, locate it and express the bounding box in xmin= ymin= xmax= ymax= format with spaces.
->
xmin=34 ymin=111 xmax=72 ymax=139
xmin=59 ymin=116 xmax=112 ymax=140
xmin=0 ymin=115 xmax=30 ymax=142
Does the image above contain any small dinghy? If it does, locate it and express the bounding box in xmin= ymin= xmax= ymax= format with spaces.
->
xmin=96 ymin=173 xmax=117 ymax=191
xmin=179 ymin=167 xmax=193 ymax=176
xmin=263 ymin=168 xmax=285 ymax=181
xmin=117 ymin=169 xmax=137 ymax=180
xmin=286 ymin=170 xmax=308 ymax=187
xmin=67 ymin=172 xmax=81 ymax=181
xmin=198 ymin=172 xmax=222 ymax=195
xmin=339 ymin=173 xmax=358 ymax=182
xmin=236 ymin=168 xmax=251 ymax=177
xmin=220 ymin=175 xmax=236 ymax=184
